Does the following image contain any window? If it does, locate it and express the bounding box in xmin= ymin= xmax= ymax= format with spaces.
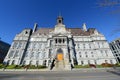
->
xmin=25 ymin=51 xmax=29 ymax=57
xmin=30 ymin=52 xmax=34 ymax=58
xmin=14 ymin=50 xmax=19 ymax=57
xmin=12 ymin=42 xmax=18 ymax=48
xmin=36 ymin=52 xmax=39 ymax=59
xmin=18 ymin=42 xmax=22 ymax=48
xmin=79 ymin=52 xmax=81 ymax=57
xmin=81 ymin=61 xmax=84 ymax=65
xmin=98 ymin=42 xmax=100 ymax=48
xmin=94 ymin=60 xmax=97 ymax=64
xmin=58 ymin=39 xmax=62 ymax=43
xmin=33 ymin=43 xmax=36 ymax=48
xmin=55 ymin=39 xmax=57 ymax=43
xmin=8 ymin=51 xmax=14 ymax=57
xmin=25 ymin=31 xmax=28 ymax=34
xmin=28 ymin=43 xmax=32 ymax=48
xmin=7 ymin=60 xmax=10 ymax=65
xmin=59 ymin=20 xmax=61 ymax=23
xmin=89 ymin=44 xmax=91 ymax=49
xmin=36 ymin=61 xmax=39 ymax=65
xmin=78 ymin=44 xmax=80 ymax=49
xmin=88 ymin=60 xmax=90 ymax=64
xmin=83 ymin=44 xmax=85 ymax=49
xmin=85 ymin=52 xmax=88 ymax=57
xmin=29 ymin=61 xmax=32 ymax=65
xmin=91 ymin=52 xmax=94 ymax=57
xmin=12 ymin=60 xmax=15 ymax=65
xmin=63 ymin=39 xmax=65 ymax=43
xmin=105 ymin=50 xmax=108 ymax=56
xmin=110 ymin=60 xmax=113 ymax=64
xmin=39 ymin=52 xmax=43 ymax=59
xmin=23 ymin=61 xmax=26 ymax=65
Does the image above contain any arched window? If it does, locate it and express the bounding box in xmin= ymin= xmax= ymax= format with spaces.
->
xmin=57 ymin=48 xmax=63 ymax=53
xmin=58 ymin=39 xmax=62 ymax=43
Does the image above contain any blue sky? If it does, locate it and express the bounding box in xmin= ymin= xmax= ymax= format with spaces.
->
xmin=0 ymin=0 xmax=120 ymax=44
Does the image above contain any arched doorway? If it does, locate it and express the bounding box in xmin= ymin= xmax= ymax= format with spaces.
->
xmin=57 ymin=48 xmax=64 ymax=61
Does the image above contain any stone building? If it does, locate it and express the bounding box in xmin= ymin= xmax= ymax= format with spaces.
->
xmin=4 ymin=16 xmax=116 ymax=70
xmin=109 ymin=38 xmax=120 ymax=63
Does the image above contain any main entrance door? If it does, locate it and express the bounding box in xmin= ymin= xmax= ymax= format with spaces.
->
xmin=57 ymin=53 xmax=63 ymax=61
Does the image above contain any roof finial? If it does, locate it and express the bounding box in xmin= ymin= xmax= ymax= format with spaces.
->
xmin=83 ymin=23 xmax=87 ymax=31
xmin=33 ymin=23 xmax=38 ymax=33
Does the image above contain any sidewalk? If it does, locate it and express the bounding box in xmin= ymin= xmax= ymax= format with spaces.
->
xmin=0 ymin=67 xmax=120 ymax=72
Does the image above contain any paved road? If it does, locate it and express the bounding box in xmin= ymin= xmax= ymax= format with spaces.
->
xmin=0 ymin=70 xmax=120 ymax=80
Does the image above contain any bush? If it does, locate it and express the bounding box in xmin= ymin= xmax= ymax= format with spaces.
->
xmin=115 ymin=63 xmax=120 ymax=67
xmin=37 ymin=65 xmax=47 ymax=69
xmin=6 ymin=65 xmax=16 ymax=69
xmin=101 ymin=63 xmax=114 ymax=67
xmin=89 ymin=64 xmax=96 ymax=68
xmin=0 ymin=64 xmax=4 ymax=69
xmin=29 ymin=65 xmax=37 ymax=69
xmin=74 ymin=65 xmax=90 ymax=68
xmin=96 ymin=65 xmax=103 ymax=68
xmin=24 ymin=65 xmax=30 ymax=69
xmin=15 ymin=65 xmax=22 ymax=69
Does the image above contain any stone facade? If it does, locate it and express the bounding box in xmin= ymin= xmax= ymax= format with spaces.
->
xmin=109 ymin=38 xmax=120 ymax=63
xmin=4 ymin=16 xmax=116 ymax=70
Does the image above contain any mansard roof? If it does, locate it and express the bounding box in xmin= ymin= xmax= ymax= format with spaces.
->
xmin=32 ymin=28 xmax=96 ymax=36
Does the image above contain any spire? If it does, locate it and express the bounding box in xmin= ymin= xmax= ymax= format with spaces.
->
xmin=83 ymin=23 xmax=87 ymax=31
xmin=33 ymin=23 xmax=38 ymax=33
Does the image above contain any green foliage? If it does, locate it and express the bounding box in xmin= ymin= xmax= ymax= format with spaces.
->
xmin=74 ymin=65 xmax=90 ymax=68
xmin=15 ymin=65 xmax=23 ymax=69
xmin=29 ymin=65 xmax=36 ymax=69
xmin=37 ymin=65 xmax=47 ymax=69
xmin=6 ymin=65 xmax=16 ymax=69
xmin=96 ymin=65 xmax=103 ymax=68
xmin=0 ymin=64 xmax=47 ymax=69
xmin=0 ymin=64 xmax=4 ymax=69
xmin=115 ymin=63 xmax=120 ymax=67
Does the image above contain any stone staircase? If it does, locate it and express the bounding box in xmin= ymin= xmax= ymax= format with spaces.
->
xmin=53 ymin=60 xmax=65 ymax=71
xmin=52 ymin=59 xmax=72 ymax=71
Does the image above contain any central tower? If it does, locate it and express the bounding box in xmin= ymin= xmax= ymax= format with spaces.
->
xmin=54 ymin=16 xmax=66 ymax=33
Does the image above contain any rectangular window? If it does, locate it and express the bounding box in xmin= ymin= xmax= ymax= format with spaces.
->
xmin=14 ymin=50 xmax=19 ymax=57
xmin=8 ymin=51 xmax=14 ymax=57
xmin=12 ymin=42 xmax=18 ymax=48
xmin=81 ymin=61 xmax=84 ymax=65
xmin=83 ymin=44 xmax=85 ymax=49
xmin=18 ymin=42 xmax=22 ymax=49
